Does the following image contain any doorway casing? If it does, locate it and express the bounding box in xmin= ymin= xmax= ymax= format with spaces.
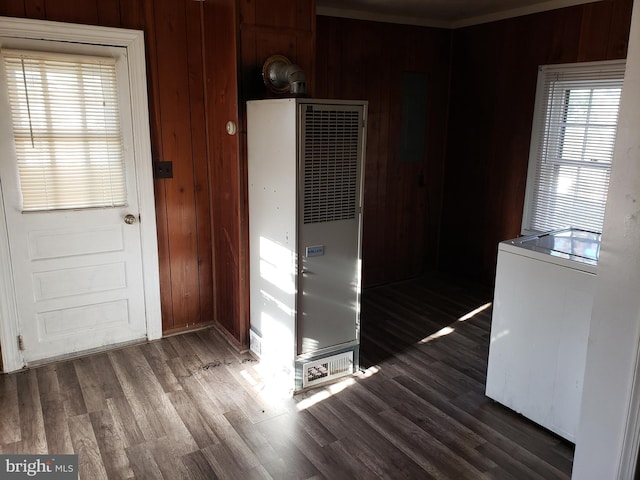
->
xmin=0 ymin=16 xmax=161 ymax=372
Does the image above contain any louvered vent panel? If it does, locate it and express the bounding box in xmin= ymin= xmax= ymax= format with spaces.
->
xmin=303 ymin=108 xmax=360 ymax=224
xmin=302 ymin=351 xmax=354 ymax=388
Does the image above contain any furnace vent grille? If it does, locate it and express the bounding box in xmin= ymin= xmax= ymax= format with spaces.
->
xmin=303 ymin=108 xmax=360 ymax=224
xmin=302 ymin=351 xmax=354 ymax=388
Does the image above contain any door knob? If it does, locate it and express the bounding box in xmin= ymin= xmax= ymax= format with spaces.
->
xmin=124 ymin=214 xmax=137 ymax=225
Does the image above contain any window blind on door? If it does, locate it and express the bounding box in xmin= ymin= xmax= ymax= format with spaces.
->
xmin=523 ymin=61 xmax=625 ymax=234
xmin=2 ymin=49 xmax=127 ymax=211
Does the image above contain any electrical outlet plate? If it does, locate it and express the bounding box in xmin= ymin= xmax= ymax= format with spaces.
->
xmin=154 ymin=161 xmax=173 ymax=179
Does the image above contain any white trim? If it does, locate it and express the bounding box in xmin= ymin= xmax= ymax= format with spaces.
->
xmin=0 ymin=16 xmax=140 ymax=46
xmin=0 ymin=188 xmax=23 ymax=372
xmin=317 ymin=0 xmax=601 ymax=29
xmin=520 ymin=59 xmax=626 ymax=235
xmin=123 ymin=23 xmax=163 ymax=341
xmin=0 ymin=16 xmax=161 ymax=370
xmin=450 ymin=0 xmax=602 ymax=29
xmin=316 ymin=6 xmax=451 ymax=29
xmin=619 ymin=335 xmax=640 ymax=478
xmin=572 ymin=1 xmax=640 ymax=475
xmin=521 ymin=64 xmax=548 ymax=235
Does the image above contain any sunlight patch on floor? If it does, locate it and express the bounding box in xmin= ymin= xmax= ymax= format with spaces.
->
xmin=296 ymin=375 xmax=357 ymax=411
xmin=240 ymin=301 xmax=493 ymax=411
xmin=419 ymin=301 xmax=492 ymax=344
xmin=458 ymin=302 xmax=492 ymax=321
xmin=419 ymin=325 xmax=455 ymax=343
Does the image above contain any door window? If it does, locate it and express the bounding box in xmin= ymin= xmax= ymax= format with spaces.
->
xmin=2 ymin=49 xmax=127 ymax=211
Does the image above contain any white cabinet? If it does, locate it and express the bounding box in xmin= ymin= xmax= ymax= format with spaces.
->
xmin=247 ymin=98 xmax=367 ymax=392
xmin=486 ymin=230 xmax=597 ymax=442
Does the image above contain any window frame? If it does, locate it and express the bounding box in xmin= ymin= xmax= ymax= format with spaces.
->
xmin=2 ymin=48 xmax=129 ymax=212
xmin=521 ymin=60 xmax=626 ymax=235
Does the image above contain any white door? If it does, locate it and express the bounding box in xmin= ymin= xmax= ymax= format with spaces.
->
xmin=0 ymin=36 xmax=150 ymax=365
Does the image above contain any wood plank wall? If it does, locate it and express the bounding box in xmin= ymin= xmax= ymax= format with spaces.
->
xmin=315 ymin=17 xmax=452 ymax=288
xmin=230 ymin=0 xmax=316 ymax=348
xmin=316 ymin=0 xmax=632 ymax=288
xmin=239 ymin=0 xmax=315 ymax=101
xmin=202 ymin=0 xmax=316 ymax=349
xmin=0 ymin=0 xmax=315 ymax=350
xmin=0 ymin=0 xmax=216 ymax=334
xmin=2 ymin=0 xmax=631 ymax=350
xmin=439 ymin=0 xmax=633 ymax=284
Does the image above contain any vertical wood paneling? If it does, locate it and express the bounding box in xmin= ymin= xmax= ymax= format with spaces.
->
xmin=391 ymin=26 xmax=433 ymax=281
xmin=316 ymin=17 xmax=451 ymax=287
xmin=118 ymin=0 xmax=145 ymax=29
xmin=239 ymin=0 xmax=315 ymax=101
xmin=203 ymin=0 xmax=244 ymax=344
xmin=440 ymin=26 xmax=490 ymax=279
xmin=423 ymin=31 xmax=451 ymax=271
xmin=607 ymin=0 xmax=634 ymax=58
xmin=297 ymin=31 xmax=315 ymax=98
xmin=238 ymin=28 xmax=259 ymax=101
xmin=96 ymin=0 xmax=120 ymax=27
xmin=224 ymin=0 xmax=315 ymax=348
xmin=238 ymin=0 xmax=255 ymax=25
xmin=538 ymin=8 xmax=581 ymax=68
xmin=153 ymin=188 xmax=174 ymax=332
xmin=0 ymin=0 xmax=216 ymax=336
xmin=360 ymin=22 xmax=388 ymax=286
xmin=296 ymin=0 xmax=314 ymax=33
xmin=152 ymin=0 xmax=208 ymax=332
xmin=578 ymin=0 xmax=614 ymax=61
xmin=1 ymin=0 xmax=632 ymax=348
xmin=186 ymin=0 xmax=214 ymax=326
xmin=315 ymin=16 xmax=341 ymax=99
xmin=441 ymin=0 xmax=633 ymax=284
xmin=121 ymin=0 xmax=180 ymax=331
xmin=24 ymin=0 xmax=45 ymax=19
xmin=40 ymin=0 xmax=99 ymax=24
xmin=0 ymin=0 xmax=26 ymax=17
xmin=379 ymin=26 xmax=406 ymax=283
xmin=254 ymin=0 xmax=296 ymax=29
xmin=140 ymin=0 xmax=174 ymax=332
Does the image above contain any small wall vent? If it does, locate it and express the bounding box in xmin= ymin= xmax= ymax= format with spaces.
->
xmin=302 ymin=351 xmax=354 ymax=388
xmin=250 ymin=329 xmax=262 ymax=357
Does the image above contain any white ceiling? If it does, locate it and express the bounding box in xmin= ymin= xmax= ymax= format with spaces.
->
xmin=316 ymin=0 xmax=601 ymax=29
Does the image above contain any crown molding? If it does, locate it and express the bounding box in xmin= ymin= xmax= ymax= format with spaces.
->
xmin=317 ymin=0 xmax=602 ymax=30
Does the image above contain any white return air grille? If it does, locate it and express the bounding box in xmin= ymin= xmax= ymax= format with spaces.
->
xmin=302 ymin=351 xmax=354 ymax=388
xmin=303 ymin=107 xmax=360 ymax=224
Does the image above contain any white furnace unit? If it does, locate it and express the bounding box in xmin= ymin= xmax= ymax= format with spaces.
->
xmin=247 ymin=98 xmax=367 ymax=392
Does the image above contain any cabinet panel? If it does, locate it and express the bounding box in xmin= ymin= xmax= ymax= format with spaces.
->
xmin=486 ymin=248 xmax=594 ymax=441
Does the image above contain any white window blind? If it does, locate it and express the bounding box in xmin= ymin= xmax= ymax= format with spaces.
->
xmin=523 ymin=61 xmax=625 ymax=234
xmin=2 ymin=49 xmax=127 ymax=211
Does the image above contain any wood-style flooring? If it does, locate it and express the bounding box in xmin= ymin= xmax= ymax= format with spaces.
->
xmin=0 ymin=275 xmax=574 ymax=479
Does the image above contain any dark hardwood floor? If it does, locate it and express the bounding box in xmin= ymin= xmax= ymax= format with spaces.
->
xmin=0 ymin=275 xmax=574 ymax=479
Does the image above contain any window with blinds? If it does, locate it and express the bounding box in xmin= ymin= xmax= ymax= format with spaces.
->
xmin=522 ymin=60 xmax=625 ymax=234
xmin=2 ymin=49 xmax=126 ymax=211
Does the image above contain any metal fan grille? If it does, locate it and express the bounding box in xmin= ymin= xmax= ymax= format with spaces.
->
xmin=302 ymin=351 xmax=354 ymax=388
xmin=303 ymin=108 xmax=360 ymax=224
